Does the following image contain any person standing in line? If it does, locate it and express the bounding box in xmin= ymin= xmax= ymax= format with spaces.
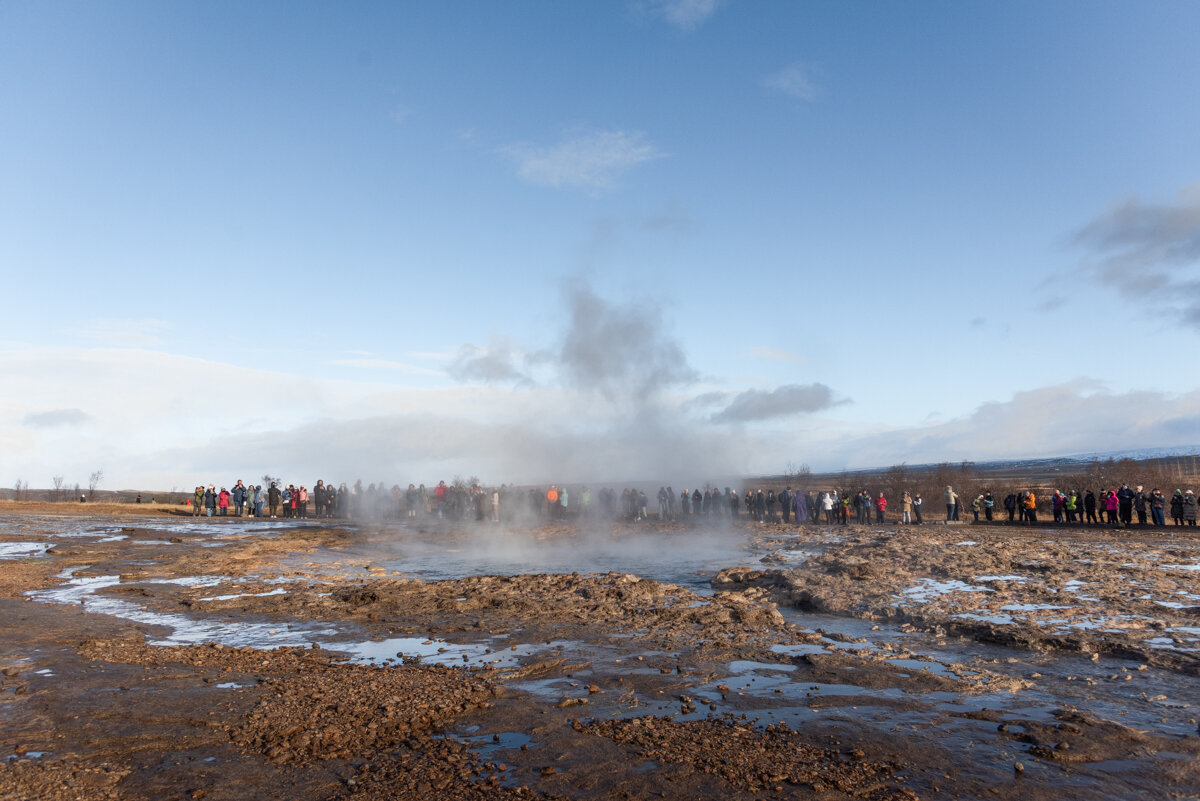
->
xmin=944 ymin=486 xmax=958 ymax=521
xmin=1117 ymin=483 xmax=1135 ymax=526
xmin=231 ymin=480 xmax=245 ymax=517
xmin=218 ymin=487 xmax=230 ymax=516
xmin=1023 ymin=491 xmax=1038 ymax=524
xmin=436 ymin=481 xmax=449 ymax=518
xmin=793 ymin=491 xmax=808 ymax=523
xmin=1133 ymin=486 xmax=1148 ymax=525
xmin=192 ymin=486 xmax=204 ymax=517
xmin=268 ymin=483 xmax=280 ymax=517
xmin=204 ymin=485 xmax=216 ymax=517
xmin=1150 ymin=488 xmax=1166 ymax=526
xmin=312 ymin=481 xmax=325 ymax=518
xmin=1170 ymin=490 xmax=1185 ymax=525
xmin=1183 ymin=490 xmax=1197 ymax=526
xmin=1104 ymin=489 xmax=1120 ymax=525
xmin=1084 ymin=490 xmax=1098 ymax=524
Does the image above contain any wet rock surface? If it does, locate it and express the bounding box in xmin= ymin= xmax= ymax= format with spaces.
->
xmin=1 ymin=507 xmax=1198 ymax=799
xmin=722 ymin=524 xmax=1200 ymax=672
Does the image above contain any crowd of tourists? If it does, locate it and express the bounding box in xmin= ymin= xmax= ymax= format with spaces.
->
xmin=187 ymin=477 xmax=1198 ymax=528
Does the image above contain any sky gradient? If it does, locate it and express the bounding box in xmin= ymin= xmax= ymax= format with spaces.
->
xmin=3 ymin=1 xmax=1199 ymax=491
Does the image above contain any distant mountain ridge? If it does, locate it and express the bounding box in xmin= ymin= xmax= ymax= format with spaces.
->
xmin=777 ymin=445 xmax=1200 ymax=481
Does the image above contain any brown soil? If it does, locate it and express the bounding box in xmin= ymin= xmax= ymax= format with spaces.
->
xmin=1 ymin=508 xmax=1198 ymax=800
xmin=721 ymin=523 xmax=1200 ymax=673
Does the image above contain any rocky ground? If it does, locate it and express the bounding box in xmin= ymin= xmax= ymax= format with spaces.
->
xmin=0 ymin=505 xmax=1197 ymax=800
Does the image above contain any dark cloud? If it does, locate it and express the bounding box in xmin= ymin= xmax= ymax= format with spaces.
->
xmin=24 ymin=408 xmax=89 ymax=427
xmin=446 ymin=287 xmax=697 ymax=405
xmin=1073 ymin=187 xmax=1200 ymax=325
xmin=558 ymin=286 xmax=698 ymax=404
xmin=712 ymin=383 xmax=840 ymax=423
xmin=446 ymin=341 xmax=532 ymax=385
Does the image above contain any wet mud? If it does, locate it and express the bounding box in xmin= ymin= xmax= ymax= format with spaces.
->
xmin=1 ymin=507 xmax=1198 ymax=800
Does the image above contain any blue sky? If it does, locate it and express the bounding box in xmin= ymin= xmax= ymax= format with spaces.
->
xmin=3 ymin=0 xmax=1199 ymax=490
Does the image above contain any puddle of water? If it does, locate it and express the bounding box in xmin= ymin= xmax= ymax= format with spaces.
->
xmin=151 ymin=576 xmax=234 ymax=588
xmin=954 ymin=612 xmax=1017 ymax=625
xmin=197 ymin=589 xmax=289 ymax=602
xmin=328 ymin=636 xmax=491 ymax=666
xmin=884 ymin=658 xmax=961 ymax=677
xmin=28 ymin=573 xmax=338 ymax=648
xmin=457 ymin=729 xmax=536 ymax=755
xmin=773 ymin=549 xmax=819 ymax=562
xmin=899 ymin=579 xmax=991 ymax=603
xmin=361 ymin=526 xmax=758 ymax=594
xmin=0 ymin=542 xmax=51 ymax=559
xmin=769 ymin=643 xmax=829 ymax=658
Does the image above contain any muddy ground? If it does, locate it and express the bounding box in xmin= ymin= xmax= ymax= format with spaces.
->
xmin=0 ymin=505 xmax=1197 ymax=800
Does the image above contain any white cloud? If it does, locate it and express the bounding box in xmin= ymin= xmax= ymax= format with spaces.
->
xmin=504 ymin=130 xmax=664 ymax=191
xmin=817 ymin=379 xmax=1200 ymax=470
xmin=74 ymin=318 xmax=169 ymax=348
xmin=642 ymin=0 xmax=722 ymax=30
xmin=23 ymin=408 xmax=90 ymax=428
xmin=329 ymin=358 xmax=443 ymax=376
xmin=764 ymin=62 xmax=820 ymax=102
xmin=5 ymin=341 xmax=1196 ymax=492
xmin=750 ymin=346 xmax=805 ymax=363
xmin=0 ymin=345 xmax=746 ymax=489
